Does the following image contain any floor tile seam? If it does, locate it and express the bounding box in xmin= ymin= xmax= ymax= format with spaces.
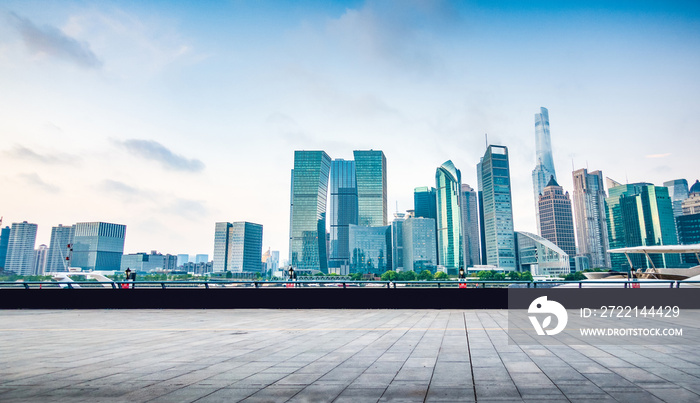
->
xmin=607 ymin=345 xmax=700 ymax=382
xmin=461 ymin=311 xmax=478 ymax=403
xmin=422 ymin=313 xmax=455 ymax=403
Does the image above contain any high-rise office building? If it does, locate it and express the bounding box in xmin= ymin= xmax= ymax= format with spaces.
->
xmin=682 ymin=180 xmax=700 ymax=215
xmin=33 ymin=244 xmax=49 ymax=275
xmin=391 ymin=212 xmax=405 ymax=271
xmin=460 ymin=184 xmax=480 ymax=268
xmin=289 ymin=151 xmax=331 ymax=272
xmin=402 ymin=217 xmax=437 ymax=272
xmin=70 ymin=222 xmax=126 ymax=271
xmin=664 ymin=179 xmax=690 ymax=218
xmin=195 ymin=254 xmax=208 ymax=263
xmin=532 ymin=107 xmax=557 ymax=234
xmin=477 ymin=145 xmax=516 ymax=270
xmin=348 ymin=224 xmax=391 ymax=274
xmin=606 ymin=181 xmax=678 ymax=271
xmin=0 ymin=226 xmax=10 ymax=270
xmin=178 ymin=254 xmax=191 ymax=266
xmin=677 ymin=180 xmax=700 ymax=266
xmin=354 ymin=150 xmax=387 ymax=227
xmin=4 ymin=221 xmax=39 ymax=275
xmin=46 ymin=224 xmax=75 ymax=272
xmin=538 ymin=177 xmax=575 ymax=270
xmin=414 ymin=187 xmax=437 ymax=220
xmin=227 ymin=222 xmax=263 ymax=273
xmin=572 ymin=169 xmax=610 ymax=269
xmin=328 ymin=159 xmax=358 ymax=272
xmin=435 ymin=160 xmax=462 ymax=274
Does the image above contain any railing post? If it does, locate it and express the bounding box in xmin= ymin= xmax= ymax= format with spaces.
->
xmin=527 ymin=282 xmax=531 ymax=288
xmin=254 ymin=282 xmax=259 ymax=289
xmin=578 ymin=282 xmax=582 ymax=289
xmin=205 ymin=282 xmax=209 ymax=289
xmin=23 ymin=283 xmax=30 ymax=290
xmin=111 ymin=282 xmax=117 ymax=289
xmin=67 ymin=283 xmax=73 ymax=289
xmin=533 ymin=282 xmax=537 ymax=288
xmin=161 ymin=282 xmax=166 ymax=289
xmin=676 ymin=281 xmax=680 ymax=289
xmin=669 ymin=281 xmax=673 ymax=289
xmin=624 ymin=282 xmax=628 ymax=288
xmin=438 ymin=282 xmax=441 ymax=289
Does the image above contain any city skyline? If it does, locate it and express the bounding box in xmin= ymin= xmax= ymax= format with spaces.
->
xmin=1 ymin=1 xmax=699 ymax=261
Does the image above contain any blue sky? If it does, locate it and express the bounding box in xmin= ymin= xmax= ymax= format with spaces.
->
xmin=1 ymin=0 xmax=698 ymax=261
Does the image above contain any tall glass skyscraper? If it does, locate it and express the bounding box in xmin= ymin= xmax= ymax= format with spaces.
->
xmin=606 ymin=181 xmax=679 ymax=271
xmin=0 ymin=226 xmax=10 ymax=270
xmin=414 ymin=187 xmax=437 ymax=220
xmin=348 ymin=224 xmax=391 ymax=274
xmin=532 ymin=107 xmax=557 ymax=234
xmin=354 ymin=150 xmax=387 ymax=227
xmin=435 ymin=160 xmax=462 ymax=274
xmin=289 ymin=150 xmax=331 ymax=272
xmin=402 ymin=217 xmax=437 ymax=272
xmin=213 ymin=222 xmax=232 ymax=272
xmin=70 ymin=222 xmax=126 ymax=271
xmin=477 ymin=145 xmax=516 ymax=270
xmin=46 ymin=224 xmax=75 ymax=272
xmin=390 ymin=212 xmax=405 ymax=271
xmin=538 ymin=177 xmax=575 ymax=270
xmin=460 ymin=184 xmax=480 ymax=268
xmin=227 ymin=222 xmax=263 ymax=273
xmin=4 ymin=221 xmax=38 ymax=275
xmin=329 ymin=159 xmax=358 ymax=272
xmin=572 ymin=169 xmax=610 ymax=269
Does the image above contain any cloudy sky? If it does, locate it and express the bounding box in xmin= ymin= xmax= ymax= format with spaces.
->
xmin=1 ymin=0 xmax=698 ymax=261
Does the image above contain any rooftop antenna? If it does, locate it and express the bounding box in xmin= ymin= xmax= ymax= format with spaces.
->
xmin=571 ymin=158 xmax=574 ymax=171
xmin=485 ymin=133 xmax=489 ymax=148
xmin=626 ymin=171 xmax=629 ymax=184
xmin=586 ymin=160 xmax=589 ymax=170
xmin=395 ymin=200 xmax=399 ymax=214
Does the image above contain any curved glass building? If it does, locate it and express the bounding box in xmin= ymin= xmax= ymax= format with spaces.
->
xmin=435 ymin=160 xmax=462 ymax=274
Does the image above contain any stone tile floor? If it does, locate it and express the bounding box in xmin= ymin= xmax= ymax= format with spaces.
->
xmin=0 ymin=310 xmax=699 ymax=402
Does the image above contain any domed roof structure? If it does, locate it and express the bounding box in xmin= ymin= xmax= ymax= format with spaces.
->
xmin=690 ymin=180 xmax=700 ymax=195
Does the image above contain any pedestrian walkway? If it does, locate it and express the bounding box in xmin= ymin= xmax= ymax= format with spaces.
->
xmin=0 ymin=310 xmax=699 ymax=402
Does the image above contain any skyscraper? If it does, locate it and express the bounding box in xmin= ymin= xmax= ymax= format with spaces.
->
xmin=414 ymin=187 xmax=437 ymax=220
xmin=538 ymin=177 xmax=575 ymax=270
xmin=532 ymin=107 xmax=557 ymax=234
xmin=348 ymin=224 xmax=391 ymax=274
xmin=664 ymin=179 xmax=690 ymax=218
xmin=390 ymin=212 xmax=405 ymax=271
xmin=46 ymin=224 xmax=75 ymax=272
xmin=4 ymin=221 xmax=38 ymax=275
xmin=606 ymin=181 xmax=678 ymax=271
xmin=353 ymin=150 xmax=387 ymax=227
xmin=0 ymin=226 xmax=10 ymax=270
xmin=682 ymin=180 xmax=700 ymax=215
xmin=289 ymin=150 xmax=331 ymax=272
xmin=402 ymin=217 xmax=437 ymax=272
xmin=33 ymin=244 xmax=49 ymax=275
xmin=195 ymin=254 xmax=209 ymax=263
xmin=435 ymin=160 xmax=462 ymax=274
xmin=227 ymin=222 xmax=263 ymax=273
xmin=328 ymin=159 xmax=358 ymax=272
xmin=460 ymin=184 xmax=480 ymax=268
xmin=213 ymin=222 xmax=232 ymax=272
xmin=477 ymin=145 xmax=516 ymax=270
xmin=572 ymin=169 xmax=610 ymax=269
xmin=70 ymin=222 xmax=126 ymax=271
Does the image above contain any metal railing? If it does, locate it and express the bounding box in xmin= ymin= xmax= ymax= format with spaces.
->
xmin=1 ymin=279 xmax=700 ymax=289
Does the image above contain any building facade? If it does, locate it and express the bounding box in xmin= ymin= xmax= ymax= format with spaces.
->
xmin=348 ymin=224 xmax=391 ymax=274
xmin=682 ymin=180 xmax=700 ymax=215
xmin=460 ymin=184 xmax=480 ymax=268
xmin=289 ymin=151 xmax=331 ymax=272
xmin=515 ymin=231 xmax=570 ymax=276
xmin=121 ymin=251 xmax=178 ymax=273
xmin=664 ymin=179 xmax=690 ymax=218
xmin=70 ymin=222 xmax=126 ymax=271
xmin=0 ymin=226 xmax=10 ymax=270
xmin=46 ymin=224 xmax=75 ymax=272
xmin=328 ymin=159 xmax=358 ymax=272
xmin=572 ymin=169 xmax=610 ymax=269
xmin=477 ymin=145 xmax=516 ymax=270
xmin=4 ymin=221 xmax=39 ymax=275
xmin=538 ymin=177 xmax=575 ymax=270
xmin=33 ymin=244 xmax=48 ymax=275
xmin=435 ymin=160 xmax=462 ymax=275
xmin=391 ymin=213 xmax=405 ymax=271
xmin=606 ymin=181 xmax=679 ymax=271
xmin=532 ymin=107 xmax=557 ymax=234
xmin=353 ymin=150 xmax=387 ymax=227
xmin=227 ymin=222 xmax=263 ymax=273
xmin=402 ymin=217 xmax=438 ymax=273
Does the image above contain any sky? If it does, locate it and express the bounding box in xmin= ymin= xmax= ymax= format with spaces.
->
xmin=1 ymin=0 xmax=699 ymax=262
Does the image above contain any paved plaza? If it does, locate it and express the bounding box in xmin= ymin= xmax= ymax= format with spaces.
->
xmin=1 ymin=309 xmax=699 ymax=402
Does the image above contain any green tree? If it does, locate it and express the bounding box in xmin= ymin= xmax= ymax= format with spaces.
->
xmin=417 ymin=270 xmax=433 ymax=281
xmin=520 ymin=271 xmax=533 ymax=281
xmin=350 ymin=272 xmax=364 ymax=281
xmin=381 ymin=270 xmax=398 ymax=281
xmin=563 ymin=271 xmax=586 ymax=281
xmin=397 ymin=271 xmax=416 ymax=281
xmin=434 ymin=271 xmax=448 ymax=280
xmin=225 ymin=271 xmax=233 ymax=279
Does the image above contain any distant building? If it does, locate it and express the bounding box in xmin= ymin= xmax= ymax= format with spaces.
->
xmin=574 ymin=255 xmax=590 ymax=272
xmin=676 ymin=214 xmax=700 ymax=266
xmin=414 ymin=187 xmax=437 ymax=221
xmin=181 ymin=261 xmax=213 ymax=275
xmin=0 ymin=226 xmax=10 ymax=270
xmin=532 ymin=107 xmax=557 ymax=234
xmin=33 ymin=244 xmax=49 ymax=275
xmin=195 ymin=254 xmax=208 ymax=264
xmin=70 ymin=222 xmax=126 ymax=271
xmin=266 ymin=250 xmax=280 ymax=272
xmin=515 ymin=231 xmax=569 ymax=276
xmin=46 ymin=224 xmax=75 ymax=272
xmin=682 ymin=180 xmax=700 ymax=215
xmin=214 ymin=221 xmax=264 ymax=273
xmin=606 ymin=180 xmax=678 ymax=271
xmin=4 ymin=221 xmax=38 ymax=275
xmin=436 ymin=161 xmax=462 ymax=275
xmin=572 ymin=169 xmax=610 ymax=269
xmin=403 ymin=217 xmax=437 ymax=273
xmin=213 ymin=222 xmax=232 ymax=272
xmin=177 ymin=254 xmax=190 ymax=266
xmin=477 ymin=145 xmax=516 ymax=270
xmin=664 ymin=179 xmax=690 ymax=218
xmin=329 ymin=159 xmax=357 ymax=272
xmin=354 ymin=150 xmax=387 ymax=227
xmin=538 ymin=176 xmax=575 ymax=270
xmin=121 ymin=251 xmax=177 ymax=273
xmin=289 ymin=150 xmax=331 ymax=272
xmin=390 ymin=213 xmax=405 ymax=271
xmin=460 ymin=184 xmax=480 ymax=268
xmin=349 ymin=224 xmax=391 ymax=274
